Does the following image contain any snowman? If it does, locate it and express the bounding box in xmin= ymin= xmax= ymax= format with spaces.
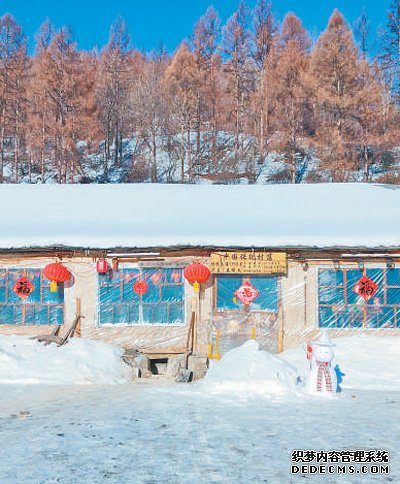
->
xmin=305 ymin=332 xmax=337 ymax=397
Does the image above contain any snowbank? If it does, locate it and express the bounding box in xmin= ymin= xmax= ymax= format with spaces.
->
xmin=0 ymin=183 xmax=400 ymax=249
xmin=0 ymin=336 xmax=130 ymax=385
xmin=200 ymin=340 xmax=300 ymax=397
xmin=282 ymin=335 xmax=400 ymax=391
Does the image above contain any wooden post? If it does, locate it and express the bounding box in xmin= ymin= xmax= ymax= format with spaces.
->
xmin=75 ymin=298 xmax=81 ymax=337
xmin=277 ymin=304 xmax=284 ymax=353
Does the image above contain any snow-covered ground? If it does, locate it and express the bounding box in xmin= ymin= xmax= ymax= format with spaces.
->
xmin=0 ymin=335 xmax=398 ymax=483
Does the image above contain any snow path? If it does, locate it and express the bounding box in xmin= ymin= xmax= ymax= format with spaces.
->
xmin=0 ymin=383 xmax=398 ymax=483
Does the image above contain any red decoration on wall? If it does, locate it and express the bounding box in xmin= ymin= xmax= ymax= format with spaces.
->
xmin=184 ymin=262 xmax=211 ymax=293
xmin=43 ymin=262 xmax=72 ymax=292
xmin=133 ymin=280 xmax=148 ymax=296
xmin=96 ymin=259 xmax=109 ymax=274
xmin=234 ymin=281 xmax=260 ymax=305
xmin=353 ymin=275 xmax=378 ymax=301
xmin=12 ymin=276 xmax=35 ymax=300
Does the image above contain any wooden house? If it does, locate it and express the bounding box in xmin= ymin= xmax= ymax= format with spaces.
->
xmin=1 ymin=183 xmax=399 ymax=377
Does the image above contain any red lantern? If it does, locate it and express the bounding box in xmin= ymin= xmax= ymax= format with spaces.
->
xmin=133 ymin=280 xmax=148 ymax=296
xmin=96 ymin=259 xmax=109 ymax=274
xmin=184 ymin=262 xmax=211 ymax=293
xmin=43 ymin=262 xmax=72 ymax=292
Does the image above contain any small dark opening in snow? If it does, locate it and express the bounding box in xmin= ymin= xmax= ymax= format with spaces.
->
xmin=150 ymin=358 xmax=168 ymax=375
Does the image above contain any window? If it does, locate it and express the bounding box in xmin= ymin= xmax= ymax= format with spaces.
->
xmin=215 ymin=275 xmax=278 ymax=312
xmin=0 ymin=268 xmax=64 ymax=325
xmin=318 ymin=268 xmax=400 ymax=328
xmin=98 ymin=268 xmax=185 ymax=325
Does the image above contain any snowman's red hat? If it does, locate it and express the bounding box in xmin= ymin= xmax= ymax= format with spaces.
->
xmin=312 ymin=331 xmax=335 ymax=347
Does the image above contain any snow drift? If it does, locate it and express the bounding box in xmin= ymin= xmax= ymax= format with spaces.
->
xmin=0 ymin=335 xmax=130 ymax=385
xmin=201 ymin=340 xmax=300 ymax=397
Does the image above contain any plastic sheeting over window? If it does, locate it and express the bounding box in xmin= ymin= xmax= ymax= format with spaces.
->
xmin=215 ymin=275 xmax=278 ymax=312
xmin=98 ymin=268 xmax=185 ymax=325
xmin=0 ymin=268 xmax=64 ymax=325
xmin=318 ymin=268 xmax=400 ymax=328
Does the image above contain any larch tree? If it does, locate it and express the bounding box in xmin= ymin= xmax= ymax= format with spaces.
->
xmin=131 ymin=55 xmax=168 ymax=183
xmin=165 ymin=42 xmax=200 ymax=182
xmin=192 ymin=6 xmax=221 ymax=169
xmin=96 ymin=18 xmax=134 ymax=178
xmin=250 ymin=0 xmax=278 ymax=167
xmin=380 ymin=0 xmax=400 ymax=103
xmin=352 ymin=60 xmax=389 ymax=182
xmin=221 ymin=1 xmax=252 ymax=165
xmin=0 ymin=14 xmax=28 ymax=182
xmin=310 ymin=10 xmax=360 ymax=181
xmin=273 ymin=13 xmax=312 ymax=183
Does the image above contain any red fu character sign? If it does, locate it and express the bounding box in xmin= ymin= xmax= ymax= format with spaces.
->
xmin=353 ymin=275 xmax=378 ymax=302
xmin=12 ymin=276 xmax=35 ymax=300
xmin=234 ymin=281 xmax=260 ymax=306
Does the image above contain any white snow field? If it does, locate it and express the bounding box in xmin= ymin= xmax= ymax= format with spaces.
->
xmin=0 ymin=335 xmax=398 ymax=483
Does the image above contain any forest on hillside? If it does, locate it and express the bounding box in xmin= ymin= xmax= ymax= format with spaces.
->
xmin=0 ymin=1 xmax=399 ymax=184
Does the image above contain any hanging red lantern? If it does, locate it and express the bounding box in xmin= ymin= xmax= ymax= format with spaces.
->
xmin=133 ymin=280 xmax=148 ymax=296
xmin=43 ymin=262 xmax=72 ymax=293
xmin=96 ymin=259 xmax=109 ymax=274
xmin=184 ymin=262 xmax=211 ymax=293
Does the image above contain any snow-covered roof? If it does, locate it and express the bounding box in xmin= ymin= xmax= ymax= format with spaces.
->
xmin=2 ymin=183 xmax=400 ymax=250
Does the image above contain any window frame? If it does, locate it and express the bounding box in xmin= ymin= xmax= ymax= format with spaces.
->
xmin=213 ymin=274 xmax=280 ymax=313
xmin=0 ymin=267 xmax=65 ymax=326
xmin=97 ymin=266 xmax=187 ymax=327
xmin=317 ymin=266 xmax=400 ymax=330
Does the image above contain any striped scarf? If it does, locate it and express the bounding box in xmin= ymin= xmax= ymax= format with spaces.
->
xmin=316 ymin=360 xmax=333 ymax=392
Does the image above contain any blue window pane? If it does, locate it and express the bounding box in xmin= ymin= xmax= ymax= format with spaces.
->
xmin=377 ymin=307 xmax=395 ymax=328
xmin=216 ymin=276 xmax=244 ymax=309
xmin=164 ymin=268 xmax=182 ymax=284
xmin=114 ymin=304 xmax=130 ymax=324
xmin=100 ymin=286 xmax=121 ymax=304
xmin=142 ymin=304 xmax=154 ymax=323
xmin=122 ymin=283 xmax=140 ymax=303
xmin=319 ymin=270 xmax=343 ymax=287
xmin=387 ymin=288 xmax=400 ymax=305
xmin=0 ymin=269 xmax=6 ymax=285
xmin=0 ymin=286 xmax=6 ymax=303
xmin=250 ymin=276 xmax=278 ymax=312
xmin=49 ymin=307 xmax=64 ymax=325
xmin=99 ymin=306 xmax=114 ymax=324
xmin=319 ymin=307 xmax=336 ymax=328
xmin=347 ymin=306 xmax=364 ymax=327
xmin=387 ymin=269 xmax=400 ymax=286
xmin=162 ymin=285 xmax=183 ymax=302
xmin=154 ymin=304 xmax=168 ymax=324
xmin=13 ymin=306 xmax=23 ymax=324
xmin=169 ymin=303 xmax=184 ymax=324
xmin=42 ymin=284 xmax=64 ymax=304
xmin=127 ymin=304 xmax=140 ymax=323
xmin=319 ymin=287 xmax=344 ymax=305
xmin=0 ymin=305 xmax=14 ymax=324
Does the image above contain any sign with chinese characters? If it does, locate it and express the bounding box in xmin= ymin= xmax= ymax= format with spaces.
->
xmin=234 ymin=281 xmax=260 ymax=305
xmin=353 ymin=275 xmax=378 ymax=302
xmin=210 ymin=252 xmax=287 ymax=274
xmin=12 ymin=276 xmax=35 ymax=300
